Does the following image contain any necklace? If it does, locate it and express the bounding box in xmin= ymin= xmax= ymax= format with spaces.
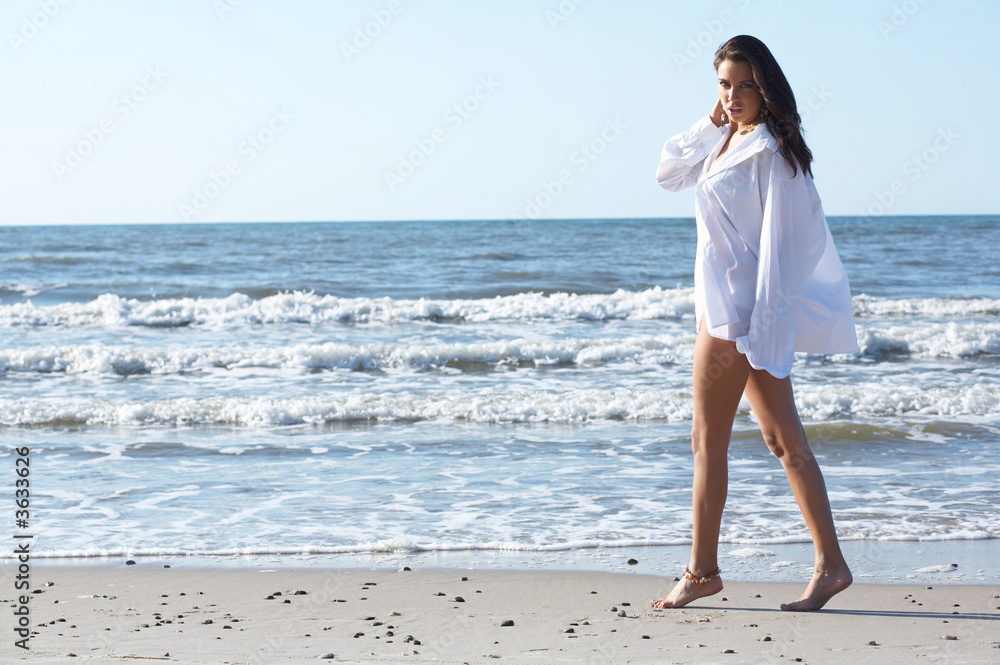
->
xmin=738 ymin=123 xmax=757 ymax=136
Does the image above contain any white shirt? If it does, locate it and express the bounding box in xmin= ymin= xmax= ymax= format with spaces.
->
xmin=656 ymin=114 xmax=859 ymax=378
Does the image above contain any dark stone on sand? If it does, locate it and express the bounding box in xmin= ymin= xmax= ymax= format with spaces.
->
xmin=462 ymin=577 xmax=468 ymax=581
xmin=353 ymin=632 xmax=364 ymax=638
xmin=454 ymin=596 xmax=465 ymax=603
xmin=617 ymin=610 xmax=627 ymax=617
xmin=621 ymin=602 xmax=630 ymax=606
xmin=942 ymin=635 xmax=958 ymax=640
xmin=164 ymin=565 xmax=170 ymax=568
xmin=673 ymin=577 xmax=681 ymax=581
xmin=611 ymin=606 xmax=617 ymax=612
xmin=125 ymin=560 xmax=136 ymax=565
xmin=273 ymin=592 xmax=282 ymax=596
xmin=761 ymin=636 xmax=772 ymax=642
xmin=403 ymin=567 xmax=411 ymax=571
xmin=721 ymin=597 xmax=728 ymax=601
xmin=435 ymin=592 xmax=446 ymax=596
xmin=404 ymin=635 xmax=414 ymax=643
xmin=627 ymin=558 xmax=638 ymax=565
xmin=320 ymin=654 xmax=335 ymax=659
xmin=223 ymin=625 xmax=232 ymax=629
xmin=752 ymin=594 xmax=761 ymax=598
xmin=501 ymin=620 xmax=514 ymax=627
xmin=724 ymin=649 xmax=735 ymax=653
xmin=265 ymin=595 xmax=274 ymax=600
xmin=867 ymin=640 xmax=877 ymax=646
xmin=564 ymin=628 xmax=574 ymax=633
xmin=202 ymin=620 xmax=213 ymax=625
xmin=283 ymin=599 xmax=291 ymax=604
xmin=295 ymin=590 xmax=308 ymax=595
xmin=364 ymin=617 xmax=375 ymax=621
xmin=642 ymin=635 xmax=650 ymax=639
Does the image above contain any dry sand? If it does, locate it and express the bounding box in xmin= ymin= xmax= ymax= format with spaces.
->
xmin=3 ymin=565 xmax=998 ymax=664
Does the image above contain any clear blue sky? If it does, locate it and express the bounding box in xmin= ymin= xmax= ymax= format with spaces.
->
xmin=1 ymin=0 xmax=995 ymax=225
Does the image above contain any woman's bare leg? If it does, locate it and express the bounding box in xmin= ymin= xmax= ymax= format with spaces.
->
xmin=743 ymin=369 xmax=852 ymax=611
xmin=652 ymin=321 xmax=751 ymax=609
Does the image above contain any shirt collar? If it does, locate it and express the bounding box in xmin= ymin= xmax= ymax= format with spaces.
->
xmin=702 ymin=122 xmax=780 ymax=179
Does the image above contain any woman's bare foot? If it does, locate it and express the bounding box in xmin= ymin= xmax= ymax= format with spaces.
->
xmin=650 ymin=570 xmax=723 ymax=609
xmin=780 ymin=566 xmax=852 ymax=611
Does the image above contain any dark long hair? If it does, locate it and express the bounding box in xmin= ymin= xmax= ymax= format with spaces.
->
xmin=714 ymin=35 xmax=812 ymax=178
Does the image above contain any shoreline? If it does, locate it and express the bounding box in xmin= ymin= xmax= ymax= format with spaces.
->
xmin=3 ymin=565 xmax=998 ymax=664
xmin=10 ymin=539 xmax=1000 ymax=586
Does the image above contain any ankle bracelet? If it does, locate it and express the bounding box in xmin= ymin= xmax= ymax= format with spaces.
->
xmin=683 ymin=566 xmax=721 ymax=585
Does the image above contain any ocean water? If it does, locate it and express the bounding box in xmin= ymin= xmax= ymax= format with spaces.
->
xmin=1 ymin=217 xmax=998 ymax=574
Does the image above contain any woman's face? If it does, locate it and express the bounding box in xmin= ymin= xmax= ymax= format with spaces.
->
xmin=717 ymin=58 xmax=764 ymax=124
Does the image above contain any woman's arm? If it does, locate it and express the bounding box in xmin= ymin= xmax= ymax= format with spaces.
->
xmin=654 ymin=102 xmax=727 ymax=192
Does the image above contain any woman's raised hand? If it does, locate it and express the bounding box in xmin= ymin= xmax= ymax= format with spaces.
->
xmin=710 ymin=99 xmax=727 ymax=128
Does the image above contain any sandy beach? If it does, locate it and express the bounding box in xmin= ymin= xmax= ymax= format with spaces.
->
xmin=3 ymin=565 xmax=997 ymax=664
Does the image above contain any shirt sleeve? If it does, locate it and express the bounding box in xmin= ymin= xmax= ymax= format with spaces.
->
xmin=655 ymin=115 xmax=726 ymax=191
xmin=734 ymin=151 xmax=817 ymax=379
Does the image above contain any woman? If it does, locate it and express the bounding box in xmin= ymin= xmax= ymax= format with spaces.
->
xmin=652 ymin=35 xmax=859 ymax=612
